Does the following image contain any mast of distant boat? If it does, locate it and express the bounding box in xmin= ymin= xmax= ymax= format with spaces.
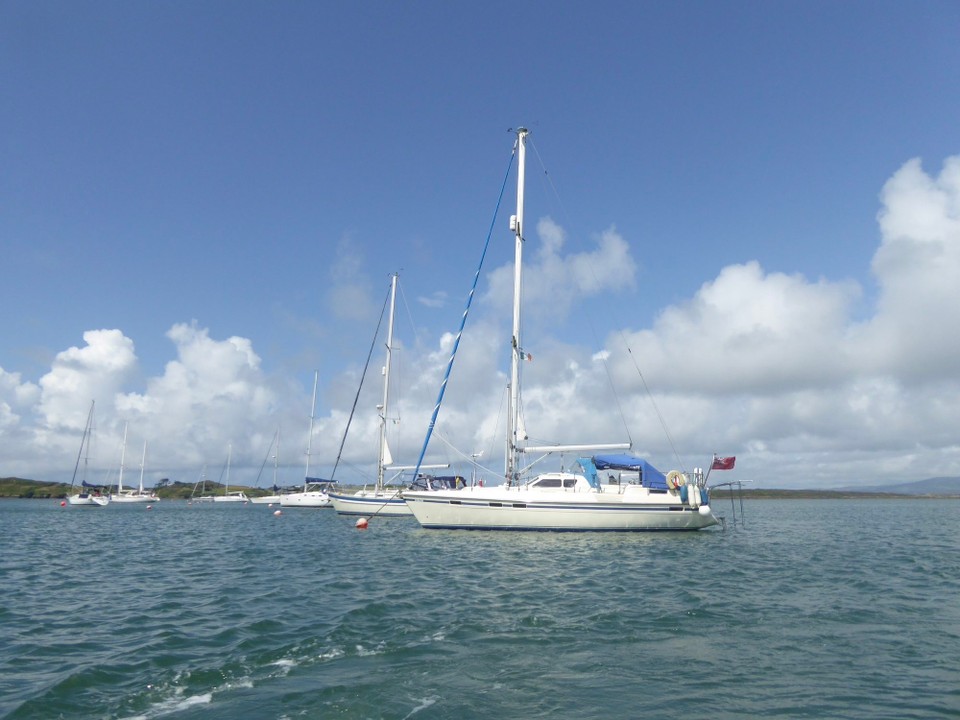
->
xmin=117 ymin=422 xmax=128 ymax=495
xmin=71 ymin=400 xmax=96 ymax=491
xmin=376 ymin=273 xmax=398 ymax=491
xmin=225 ymin=443 xmax=232 ymax=496
xmin=274 ymin=426 xmax=280 ymax=491
xmin=305 ymin=370 xmax=318 ymax=489
xmin=138 ymin=440 xmax=148 ymax=494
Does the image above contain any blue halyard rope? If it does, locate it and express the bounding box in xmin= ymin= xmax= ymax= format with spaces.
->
xmin=408 ymin=149 xmax=516 ymax=485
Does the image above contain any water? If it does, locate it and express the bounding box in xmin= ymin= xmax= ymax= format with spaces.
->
xmin=1 ymin=498 xmax=958 ymax=719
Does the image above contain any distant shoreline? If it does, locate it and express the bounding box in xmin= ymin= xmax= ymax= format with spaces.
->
xmin=2 ymin=477 xmax=958 ymax=501
xmin=710 ymin=488 xmax=960 ymax=500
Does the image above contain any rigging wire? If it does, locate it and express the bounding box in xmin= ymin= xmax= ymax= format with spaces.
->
xmin=408 ymin=146 xmax=517 ymax=485
xmin=524 ymin=137 xmax=706 ymax=462
xmin=327 ymin=279 xmax=391 ymax=484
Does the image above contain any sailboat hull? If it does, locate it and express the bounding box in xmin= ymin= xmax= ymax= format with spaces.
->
xmin=111 ymin=492 xmax=158 ymax=503
xmin=280 ymin=491 xmax=331 ymax=508
xmin=213 ymin=492 xmax=249 ymax=503
xmin=328 ymin=490 xmax=413 ymax=516
xmin=404 ymin=486 xmax=718 ymax=531
xmin=67 ymin=494 xmax=110 ymax=507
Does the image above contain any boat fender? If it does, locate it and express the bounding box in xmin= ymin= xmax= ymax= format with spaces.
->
xmin=687 ymin=484 xmax=699 ymax=508
xmin=700 ymin=488 xmax=709 ymax=506
xmin=698 ymin=504 xmax=712 ymax=516
xmin=679 ymin=484 xmax=688 ymax=504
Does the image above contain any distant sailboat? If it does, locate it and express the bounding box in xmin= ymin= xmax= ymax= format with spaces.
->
xmin=281 ymin=371 xmax=335 ymax=508
xmin=111 ymin=427 xmax=158 ymax=503
xmin=67 ymin=401 xmax=109 ymax=507
xmin=190 ymin=466 xmax=214 ymax=503
xmin=251 ymin=427 xmax=283 ymax=504
xmin=213 ymin=443 xmax=248 ymax=502
xmin=329 ymin=273 xmax=446 ymax=516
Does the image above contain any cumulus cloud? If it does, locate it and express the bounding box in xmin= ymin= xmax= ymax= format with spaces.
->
xmin=413 ymin=155 xmax=960 ymax=486
xmin=484 ymin=218 xmax=636 ymax=322
xmin=116 ymin=322 xmax=281 ymax=470
xmin=855 ymin=156 xmax=960 ymax=378
xmin=4 ymin=156 xmax=960 ymax=489
xmin=0 ymin=368 xmax=40 ymax=434
xmin=598 ymin=155 xmax=960 ymax=483
xmin=38 ymin=329 xmax=138 ymax=429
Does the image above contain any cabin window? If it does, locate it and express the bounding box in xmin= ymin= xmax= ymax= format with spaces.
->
xmin=563 ymin=478 xmax=577 ymax=488
xmin=535 ymin=478 xmax=562 ymax=488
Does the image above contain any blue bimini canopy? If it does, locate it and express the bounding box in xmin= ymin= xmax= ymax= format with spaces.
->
xmin=591 ymin=454 xmax=668 ymax=490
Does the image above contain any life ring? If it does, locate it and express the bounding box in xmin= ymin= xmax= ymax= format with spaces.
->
xmin=666 ymin=470 xmax=687 ymax=490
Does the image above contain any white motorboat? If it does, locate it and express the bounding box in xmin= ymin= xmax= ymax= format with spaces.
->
xmin=404 ymin=128 xmax=719 ymax=532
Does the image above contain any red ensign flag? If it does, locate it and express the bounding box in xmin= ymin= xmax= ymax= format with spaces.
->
xmin=711 ymin=456 xmax=736 ymax=470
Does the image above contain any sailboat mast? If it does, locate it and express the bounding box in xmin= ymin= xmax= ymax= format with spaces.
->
xmin=138 ymin=440 xmax=147 ymax=493
xmin=507 ymin=127 xmax=528 ymax=486
xmin=377 ymin=273 xmax=398 ymax=490
xmin=274 ymin=426 xmax=280 ymax=488
xmin=71 ymin=400 xmax=95 ymax=489
xmin=305 ymin=370 xmax=318 ymax=489
xmin=118 ymin=422 xmax=128 ymax=493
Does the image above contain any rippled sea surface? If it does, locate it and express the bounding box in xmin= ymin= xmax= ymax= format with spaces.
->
xmin=2 ymin=497 xmax=959 ymax=719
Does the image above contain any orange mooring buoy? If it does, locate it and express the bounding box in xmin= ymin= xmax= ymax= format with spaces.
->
xmin=355 ymin=517 xmax=369 ymax=530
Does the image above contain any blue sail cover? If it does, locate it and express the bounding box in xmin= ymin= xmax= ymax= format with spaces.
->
xmin=592 ymin=454 xmax=668 ymax=490
xmin=305 ymin=476 xmax=337 ymax=484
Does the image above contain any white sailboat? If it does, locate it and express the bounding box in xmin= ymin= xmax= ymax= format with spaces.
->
xmin=189 ymin=466 xmax=214 ymax=503
xmin=328 ymin=273 xmax=447 ymax=517
xmin=404 ymin=128 xmax=719 ymax=531
xmin=281 ymin=371 xmax=334 ymax=508
xmin=251 ymin=427 xmax=283 ymax=504
xmin=213 ymin=443 xmax=248 ymax=502
xmin=67 ymin=400 xmax=110 ymax=507
xmin=111 ymin=429 xmax=159 ymax=504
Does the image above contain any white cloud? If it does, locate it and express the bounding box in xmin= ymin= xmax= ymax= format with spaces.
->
xmin=484 ymin=218 xmax=636 ymax=322
xmin=0 ymin=368 xmax=40 ymax=434
xmin=38 ymin=329 xmax=138 ymax=430
xmin=4 ymin=156 xmax=960 ymax=489
xmin=854 ymin=156 xmax=960 ymax=377
xmin=116 ymin=322 xmax=280 ymax=470
xmin=417 ymin=290 xmax=447 ymax=308
xmin=614 ymin=261 xmax=860 ymax=395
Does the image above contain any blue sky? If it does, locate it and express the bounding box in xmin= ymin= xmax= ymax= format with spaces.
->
xmin=2 ymin=1 xmax=959 ymax=489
